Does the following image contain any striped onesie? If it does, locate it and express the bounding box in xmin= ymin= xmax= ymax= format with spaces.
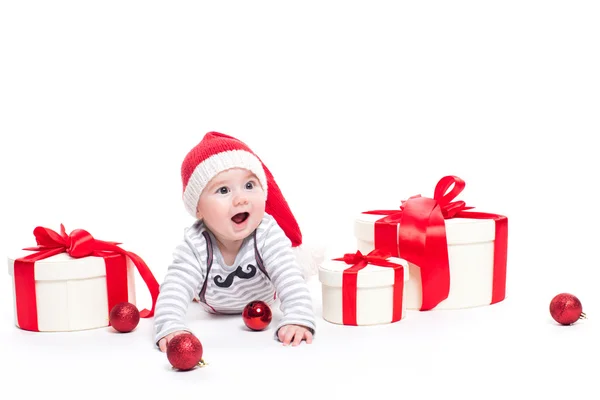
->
xmin=153 ymin=213 xmax=316 ymax=346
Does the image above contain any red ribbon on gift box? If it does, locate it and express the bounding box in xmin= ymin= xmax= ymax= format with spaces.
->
xmin=364 ymin=175 xmax=508 ymax=311
xmin=333 ymin=249 xmax=405 ymax=326
xmin=13 ymin=224 xmax=160 ymax=331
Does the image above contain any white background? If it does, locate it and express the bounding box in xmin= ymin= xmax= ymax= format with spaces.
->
xmin=1 ymin=1 xmax=599 ymax=399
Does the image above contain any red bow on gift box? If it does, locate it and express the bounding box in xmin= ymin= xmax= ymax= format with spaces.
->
xmin=336 ymin=249 xmax=398 ymax=269
xmin=13 ymin=224 xmax=160 ymax=331
xmin=364 ymin=175 xmax=508 ymax=311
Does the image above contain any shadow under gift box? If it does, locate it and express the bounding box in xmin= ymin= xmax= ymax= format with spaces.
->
xmin=7 ymin=251 xmax=136 ymax=332
xmin=318 ymin=256 xmax=409 ymax=325
xmin=354 ymin=212 xmax=501 ymax=310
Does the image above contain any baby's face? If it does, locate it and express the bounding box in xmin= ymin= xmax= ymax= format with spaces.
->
xmin=196 ymin=168 xmax=266 ymax=243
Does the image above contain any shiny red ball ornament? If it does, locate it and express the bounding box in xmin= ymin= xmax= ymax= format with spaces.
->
xmin=109 ymin=302 xmax=140 ymax=333
xmin=167 ymin=333 xmax=204 ymax=371
xmin=550 ymin=293 xmax=587 ymax=325
xmin=242 ymin=300 xmax=272 ymax=331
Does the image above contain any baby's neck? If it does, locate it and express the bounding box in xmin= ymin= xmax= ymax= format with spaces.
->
xmin=214 ymin=237 xmax=244 ymax=266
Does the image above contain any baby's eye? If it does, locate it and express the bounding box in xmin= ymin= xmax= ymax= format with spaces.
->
xmin=245 ymin=181 xmax=255 ymax=190
xmin=217 ymin=186 xmax=230 ymax=194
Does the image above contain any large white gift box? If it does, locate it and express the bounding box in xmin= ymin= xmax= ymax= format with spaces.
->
xmin=352 ymin=175 xmax=508 ymax=311
xmin=6 ymin=224 xmax=159 ymax=333
xmin=318 ymin=251 xmax=409 ymax=325
xmin=8 ymin=251 xmax=137 ymax=332
xmin=354 ymin=211 xmax=506 ymax=310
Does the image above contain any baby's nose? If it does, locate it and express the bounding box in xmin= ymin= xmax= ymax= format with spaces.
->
xmin=233 ymin=194 xmax=249 ymax=205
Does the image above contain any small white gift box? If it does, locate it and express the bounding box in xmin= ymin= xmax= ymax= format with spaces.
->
xmin=318 ymin=251 xmax=409 ymax=325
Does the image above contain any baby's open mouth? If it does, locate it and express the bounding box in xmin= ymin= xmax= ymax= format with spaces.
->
xmin=231 ymin=212 xmax=249 ymax=224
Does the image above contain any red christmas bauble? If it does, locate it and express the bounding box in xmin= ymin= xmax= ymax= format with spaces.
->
xmin=109 ymin=302 xmax=140 ymax=333
xmin=167 ymin=333 xmax=204 ymax=371
xmin=242 ymin=300 xmax=272 ymax=331
xmin=550 ymin=293 xmax=587 ymax=325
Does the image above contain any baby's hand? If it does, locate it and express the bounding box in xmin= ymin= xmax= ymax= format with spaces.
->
xmin=158 ymin=331 xmax=188 ymax=352
xmin=277 ymin=324 xmax=313 ymax=346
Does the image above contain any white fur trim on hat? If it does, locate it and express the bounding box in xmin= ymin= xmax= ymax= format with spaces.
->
xmin=183 ymin=149 xmax=268 ymax=217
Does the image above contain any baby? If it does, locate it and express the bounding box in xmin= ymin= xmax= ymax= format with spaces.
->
xmin=153 ymin=131 xmax=316 ymax=350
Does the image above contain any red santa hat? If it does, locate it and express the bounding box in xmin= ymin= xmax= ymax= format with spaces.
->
xmin=181 ymin=131 xmax=303 ymax=248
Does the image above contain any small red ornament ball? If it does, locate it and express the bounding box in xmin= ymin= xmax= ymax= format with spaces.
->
xmin=549 ymin=293 xmax=587 ymax=325
xmin=242 ymin=300 xmax=272 ymax=331
xmin=167 ymin=333 xmax=204 ymax=371
xmin=109 ymin=302 xmax=140 ymax=333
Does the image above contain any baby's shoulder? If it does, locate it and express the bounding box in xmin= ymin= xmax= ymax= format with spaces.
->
xmin=256 ymin=213 xmax=290 ymax=247
xmin=256 ymin=213 xmax=278 ymax=236
xmin=183 ymin=220 xmax=209 ymax=246
xmin=260 ymin=213 xmax=277 ymax=227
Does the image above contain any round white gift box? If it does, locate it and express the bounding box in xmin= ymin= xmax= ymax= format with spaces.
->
xmin=7 ymin=251 xmax=136 ymax=332
xmin=318 ymin=255 xmax=409 ymax=325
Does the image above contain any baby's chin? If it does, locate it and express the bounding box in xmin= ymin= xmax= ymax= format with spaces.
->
xmin=222 ymin=228 xmax=257 ymax=243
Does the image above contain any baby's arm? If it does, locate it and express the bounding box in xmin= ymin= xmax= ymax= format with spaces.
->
xmin=259 ymin=218 xmax=316 ymax=340
xmin=153 ymin=234 xmax=205 ymax=349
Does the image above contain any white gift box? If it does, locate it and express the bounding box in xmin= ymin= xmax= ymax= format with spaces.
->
xmin=318 ymin=255 xmax=409 ymax=325
xmin=354 ymin=212 xmax=501 ymax=310
xmin=7 ymin=251 xmax=136 ymax=332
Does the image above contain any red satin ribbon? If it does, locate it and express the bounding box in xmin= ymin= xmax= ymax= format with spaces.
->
xmin=333 ymin=249 xmax=405 ymax=325
xmin=13 ymin=224 xmax=160 ymax=331
xmin=364 ymin=175 xmax=508 ymax=311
